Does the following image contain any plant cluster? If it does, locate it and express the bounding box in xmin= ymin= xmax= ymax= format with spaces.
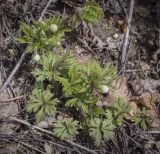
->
xmin=80 ymin=0 xmax=104 ymax=24
xmin=29 ymin=51 xmax=117 ymax=145
xmin=17 ymin=7 xmax=151 ymax=145
xmin=16 ymin=17 xmax=71 ymax=53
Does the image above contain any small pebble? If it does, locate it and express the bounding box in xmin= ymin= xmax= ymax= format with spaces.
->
xmin=134 ymin=39 xmax=137 ymax=43
xmin=106 ymin=37 xmax=112 ymax=44
xmin=8 ymin=49 xmax=14 ymax=57
xmin=113 ymin=33 xmax=119 ymax=39
xmin=148 ymin=40 xmax=154 ymax=47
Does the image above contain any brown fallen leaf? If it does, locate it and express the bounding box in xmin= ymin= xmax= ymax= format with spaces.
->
xmin=130 ymin=91 xmax=159 ymax=118
xmin=117 ymin=19 xmax=127 ymax=33
xmin=129 ymin=79 xmax=160 ymax=96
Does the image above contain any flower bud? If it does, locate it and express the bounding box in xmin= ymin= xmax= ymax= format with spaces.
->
xmin=32 ymin=54 xmax=40 ymax=62
xmin=101 ymin=85 xmax=109 ymax=94
xmin=57 ymin=41 xmax=61 ymax=46
xmin=50 ymin=24 xmax=58 ymax=32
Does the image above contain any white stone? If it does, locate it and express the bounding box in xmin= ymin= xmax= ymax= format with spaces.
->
xmin=113 ymin=33 xmax=119 ymax=39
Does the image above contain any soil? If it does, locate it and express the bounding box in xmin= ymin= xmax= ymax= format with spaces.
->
xmin=0 ymin=0 xmax=160 ymax=153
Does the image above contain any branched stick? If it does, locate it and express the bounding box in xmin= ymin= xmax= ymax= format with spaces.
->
xmin=121 ymin=0 xmax=135 ymax=70
xmin=0 ymin=0 xmax=57 ymax=94
xmin=9 ymin=117 xmax=98 ymax=154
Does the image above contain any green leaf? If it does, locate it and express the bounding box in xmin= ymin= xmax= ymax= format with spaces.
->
xmin=89 ymin=118 xmax=114 ymax=146
xmin=35 ymin=107 xmax=45 ymax=122
xmin=102 ymin=119 xmax=115 ymax=140
xmin=109 ymin=97 xmax=131 ymax=126
xmin=15 ymin=36 xmax=33 ymax=44
xmin=27 ymin=88 xmax=59 ymax=122
xmin=133 ymin=108 xmax=151 ymax=130
xmin=65 ymin=98 xmax=79 ymax=108
xmin=20 ymin=23 xmax=33 ymax=36
xmin=79 ymin=60 xmax=117 ymax=94
xmin=16 ymin=17 xmax=72 ymax=53
xmin=89 ymin=118 xmax=102 ymax=146
xmin=105 ymin=110 xmax=113 ymax=120
xmin=53 ymin=118 xmax=79 ymax=140
xmin=92 ymin=107 xmax=105 ymax=116
xmin=68 ymin=64 xmax=78 ymax=80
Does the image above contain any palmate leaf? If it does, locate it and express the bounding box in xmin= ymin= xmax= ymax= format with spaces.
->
xmin=32 ymin=69 xmax=53 ymax=82
xmin=89 ymin=118 xmax=102 ymax=146
xmin=89 ymin=118 xmax=114 ymax=146
xmin=112 ymin=98 xmax=131 ymax=112
xmin=32 ymin=52 xmax=60 ymax=81
xmin=27 ymin=88 xmax=59 ymax=122
xmin=60 ymin=64 xmax=83 ymax=95
xmin=110 ymin=98 xmax=131 ymax=126
xmin=133 ymin=108 xmax=151 ymax=130
xmin=53 ymin=118 xmax=79 ymax=140
xmin=105 ymin=109 xmax=113 ymax=120
xmin=35 ymin=107 xmax=45 ymax=122
xmin=56 ymin=76 xmax=73 ymax=96
xmin=40 ymin=52 xmax=60 ymax=70
xmin=102 ymin=119 xmax=115 ymax=140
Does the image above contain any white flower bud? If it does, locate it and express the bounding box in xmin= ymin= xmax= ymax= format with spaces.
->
xmin=57 ymin=41 xmax=61 ymax=46
xmin=32 ymin=54 xmax=40 ymax=62
xmin=50 ymin=24 xmax=58 ymax=32
xmin=101 ymin=85 xmax=109 ymax=94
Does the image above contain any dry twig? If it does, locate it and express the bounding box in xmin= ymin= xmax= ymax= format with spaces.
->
xmin=19 ymin=141 xmax=46 ymax=154
xmin=0 ymin=95 xmax=26 ymax=102
xmin=8 ymin=117 xmax=98 ymax=154
xmin=121 ymin=0 xmax=135 ymax=71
